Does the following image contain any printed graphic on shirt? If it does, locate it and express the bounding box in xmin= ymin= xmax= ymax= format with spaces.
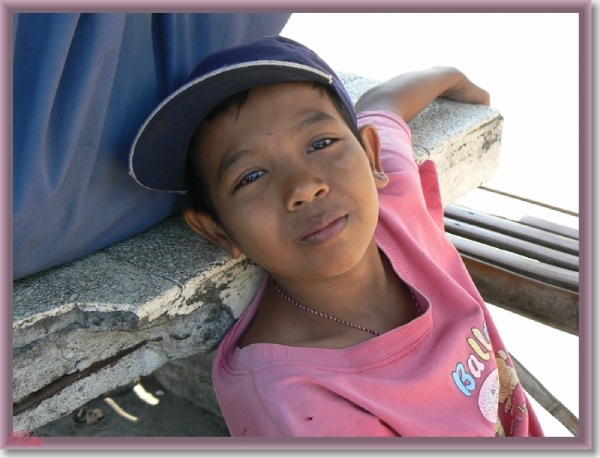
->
xmin=496 ymin=350 xmax=520 ymax=414
xmin=451 ymin=322 xmax=493 ymax=397
xmin=517 ymin=403 xmax=528 ymax=415
xmin=478 ymin=368 xmax=500 ymax=423
xmin=451 ymin=321 xmax=528 ymax=436
xmin=496 ymin=351 xmax=529 ymax=436
xmin=495 ymin=417 xmax=506 ymax=436
xmin=451 ymin=321 xmax=501 ymax=426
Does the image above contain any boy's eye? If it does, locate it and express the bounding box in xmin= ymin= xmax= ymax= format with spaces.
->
xmin=235 ymin=170 xmax=265 ymax=190
xmin=308 ymin=138 xmax=336 ymax=152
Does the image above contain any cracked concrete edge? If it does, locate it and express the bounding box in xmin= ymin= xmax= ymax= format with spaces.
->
xmin=427 ymin=116 xmax=503 ymax=207
xmin=13 ymin=250 xmax=181 ymax=329
xmin=169 ymin=258 xmax=266 ymax=320
xmin=13 ymin=264 xmax=264 ymax=405
xmin=13 ymin=218 xmax=242 ymax=326
xmin=13 ymin=239 xmax=261 ymax=352
xmin=13 ymin=299 xmax=239 ymax=429
xmin=14 ymin=345 xmax=164 ymax=431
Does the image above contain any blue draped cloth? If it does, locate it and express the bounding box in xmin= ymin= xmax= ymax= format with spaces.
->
xmin=13 ymin=13 xmax=291 ymax=279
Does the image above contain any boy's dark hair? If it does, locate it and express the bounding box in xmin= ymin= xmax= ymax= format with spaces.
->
xmin=184 ymin=83 xmax=365 ymax=226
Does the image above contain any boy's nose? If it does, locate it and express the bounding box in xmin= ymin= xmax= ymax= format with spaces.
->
xmin=284 ymin=172 xmax=329 ymax=211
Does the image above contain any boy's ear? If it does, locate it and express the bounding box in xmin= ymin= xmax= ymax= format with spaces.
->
xmin=360 ymin=123 xmax=389 ymax=189
xmin=184 ymin=210 xmax=242 ymax=259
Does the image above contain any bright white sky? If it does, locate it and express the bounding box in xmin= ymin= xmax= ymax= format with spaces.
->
xmin=282 ymin=13 xmax=579 ymax=213
xmin=282 ymin=13 xmax=580 ymax=438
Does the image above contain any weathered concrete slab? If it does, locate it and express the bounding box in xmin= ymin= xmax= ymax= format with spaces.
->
xmin=409 ymin=99 xmax=502 ymax=207
xmin=153 ymin=351 xmax=222 ymax=420
xmin=12 ymin=72 xmax=502 ymax=431
xmin=13 ymin=230 xmax=265 ymax=429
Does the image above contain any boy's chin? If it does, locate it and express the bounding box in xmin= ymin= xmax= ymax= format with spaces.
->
xmin=259 ymin=241 xmax=379 ymax=282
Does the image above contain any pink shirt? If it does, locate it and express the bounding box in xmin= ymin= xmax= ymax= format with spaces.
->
xmin=212 ymin=111 xmax=544 ymax=437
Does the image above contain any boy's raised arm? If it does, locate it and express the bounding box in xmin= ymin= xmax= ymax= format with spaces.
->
xmin=355 ymin=66 xmax=490 ymax=122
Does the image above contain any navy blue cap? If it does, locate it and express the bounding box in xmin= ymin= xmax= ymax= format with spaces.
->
xmin=129 ymin=35 xmax=356 ymax=193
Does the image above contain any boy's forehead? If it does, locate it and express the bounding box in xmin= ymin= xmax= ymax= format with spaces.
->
xmin=216 ymin=82 xmax=337 ymax=131
xmin=198 ymin=82 xmax=343 ymax=170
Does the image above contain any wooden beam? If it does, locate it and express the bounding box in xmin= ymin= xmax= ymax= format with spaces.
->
xmin=519 ymin=215 xmax=579 ymax=240
xmin=459 ymin=254 xmax=579 ymax=335
xmin=510 ymin=353 xmax=579 ymax=436
xmin=478 ymin=185 xmax=579 ymax=218
xmin=445 ymin=217 xmax=579 ymax=271
xmin=448 ymin=234 xmax=579 ymax=292
xmin=445 ymin=205 xmax=579 ymax=255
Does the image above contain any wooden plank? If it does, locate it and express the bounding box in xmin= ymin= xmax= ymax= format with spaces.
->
xmin=448 ymin=234 xmax=579 ymax=292
xmin=459 ymin=254 xmax=579 ymax=335
xmin=479 ymin=185 xmax=579 ymax=217
xmin=519 ymin=215 xmax=579 ymax=240
xmin=445 ymin=217 xmax=579 ymax=271
xmin=510 ymin=353 xmax=579 ymax=436
xmin=445 ymin=205 xmax=579 ymax=256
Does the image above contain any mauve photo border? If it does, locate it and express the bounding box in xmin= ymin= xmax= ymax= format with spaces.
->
xmin=0 ymin=0 xmax=593 ymax=452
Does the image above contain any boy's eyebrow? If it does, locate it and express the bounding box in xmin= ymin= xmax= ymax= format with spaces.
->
xmin=217 ymin=110 xmax=337 ymax=182
xmin=294 ymin=109 xmax=337 ymax=132
xmin=218 ymin=149 xmax=254 ymax=182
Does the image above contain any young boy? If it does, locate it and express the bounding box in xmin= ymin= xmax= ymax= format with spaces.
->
xmin=130 ymin=36 xmax=543 ymax=437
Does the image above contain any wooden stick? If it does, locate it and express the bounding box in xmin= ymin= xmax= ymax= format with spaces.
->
xmin=478 ymin=185 xmax=579 ymax=217
xmin=510 ymin=353 xmax=579 ymax=436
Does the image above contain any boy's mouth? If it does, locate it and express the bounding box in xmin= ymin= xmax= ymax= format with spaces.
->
xmin=299 ymin=212 xmax=349 ymax=244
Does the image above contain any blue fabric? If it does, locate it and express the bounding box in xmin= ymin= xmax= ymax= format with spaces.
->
xmin=13 ymin=13 xmax=291 ymax=279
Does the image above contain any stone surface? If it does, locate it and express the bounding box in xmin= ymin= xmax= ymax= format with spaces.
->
xmin=409 ymin=98 xmax=503 ymax=206
xmin=13 ymin=230 xmax=265 ymax=430
xmin=12 ymin=72 xmax=502 ymax=432
xmin=153 ymin=351 xmax=222 ymax=420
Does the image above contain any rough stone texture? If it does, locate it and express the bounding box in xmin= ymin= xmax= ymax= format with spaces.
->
xmin=12 ymin=72 xmax=502 ymax=431
xmin=408 ymin=98 xmax=502 ymax=207
xmin=13 ymin=225 xmax=266 ymax=430
xmin=153 ymin=351 xmax=222 ymax=420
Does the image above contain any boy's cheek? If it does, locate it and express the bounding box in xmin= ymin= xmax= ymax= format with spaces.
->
xmin=332 ymin=149 xmax=362 ymax=170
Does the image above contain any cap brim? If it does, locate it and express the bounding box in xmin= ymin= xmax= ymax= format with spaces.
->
xmin=129 ymin=61 xmax=332 ymax=193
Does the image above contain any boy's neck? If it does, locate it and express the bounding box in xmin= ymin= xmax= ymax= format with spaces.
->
xmin=240 ymin=237 xmax=419 ymax=349
xmin=270 ymin=237 xmax=390 ymax=318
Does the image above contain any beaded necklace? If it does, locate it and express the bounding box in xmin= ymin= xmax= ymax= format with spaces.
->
xmin=270 ymin=277 xmax=422 ymax=337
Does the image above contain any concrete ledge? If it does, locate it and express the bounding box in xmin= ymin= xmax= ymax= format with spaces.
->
xmin=13 ymin=73 xmax=502 ymax=431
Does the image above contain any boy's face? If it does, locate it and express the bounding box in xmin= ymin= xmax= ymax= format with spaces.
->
xmin=187 ymin=82 xmax=387 ymax=281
